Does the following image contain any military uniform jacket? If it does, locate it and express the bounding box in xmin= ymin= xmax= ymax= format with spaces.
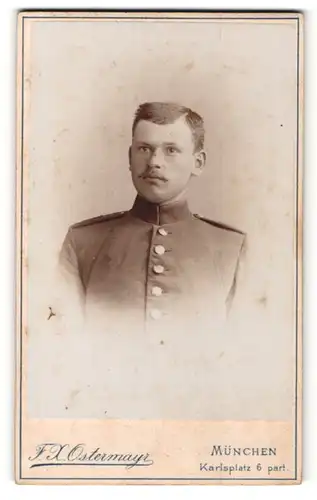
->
xmin=60 ymin=195 xmax=246 ymax=336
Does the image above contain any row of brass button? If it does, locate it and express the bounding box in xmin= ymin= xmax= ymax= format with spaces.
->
xmin=149 ymin=227 xmax=168 ymax=321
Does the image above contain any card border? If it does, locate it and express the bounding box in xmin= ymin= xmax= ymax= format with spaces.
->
xmin=15 ymin=10 xmax=303 ymax=484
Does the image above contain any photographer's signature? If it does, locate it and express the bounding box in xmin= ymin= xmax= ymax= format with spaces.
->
xmin=29 ymin=443 xmax=154 ymax=469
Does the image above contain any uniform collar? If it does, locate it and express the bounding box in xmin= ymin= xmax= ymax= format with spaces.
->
xmin=130 ymin=195 xmax=192 ymax=225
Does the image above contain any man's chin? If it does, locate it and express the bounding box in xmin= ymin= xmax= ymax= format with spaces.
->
xmin=136 ymin=188 xmax=173 ymax=205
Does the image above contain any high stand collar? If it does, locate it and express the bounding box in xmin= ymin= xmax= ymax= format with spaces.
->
xmin=130 ymin=195 xmax=192 ymax=225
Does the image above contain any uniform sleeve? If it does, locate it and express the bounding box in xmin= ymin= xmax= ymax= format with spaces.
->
xmin=57 ymin=228 xmax=86 ymax=324
xmin=225 ymin=234 xmax=247 ymax=315
xmin=29 ymin=230 xmax=87 ymax=416
xmin=59 ymin=229 xmax=80 ymax=277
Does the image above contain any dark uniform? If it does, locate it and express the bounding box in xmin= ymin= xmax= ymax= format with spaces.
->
xmin=55 ymin=195 xmax=247 ymax=418
xmin=60 ymin=195 xmax=246 ymax=336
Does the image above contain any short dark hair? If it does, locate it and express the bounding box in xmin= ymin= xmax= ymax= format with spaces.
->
xmin=132 ymin=102 xmax=205 ymax=151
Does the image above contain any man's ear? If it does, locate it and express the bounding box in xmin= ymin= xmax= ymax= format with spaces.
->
xmin=128 ymin=146 xmax=132 ymax=171
xmin=192 ymin=150 xmax=206 ymax=177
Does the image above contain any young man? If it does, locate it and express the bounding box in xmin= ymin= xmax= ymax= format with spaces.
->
xmin=59 ymin=102 xmax=246 ymax=335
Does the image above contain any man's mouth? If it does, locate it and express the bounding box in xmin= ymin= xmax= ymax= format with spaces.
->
xmin=141 ymin=174 xmax=167 ymax=182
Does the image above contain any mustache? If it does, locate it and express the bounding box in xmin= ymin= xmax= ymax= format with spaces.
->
xmin=140 ymin=172 xmax=167 ymax=182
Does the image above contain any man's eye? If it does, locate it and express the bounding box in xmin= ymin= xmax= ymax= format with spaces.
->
xmin=166 ymin=147 xmax=178 ymax=155
xmin=139 ymin=146 xmax=150 ymax=153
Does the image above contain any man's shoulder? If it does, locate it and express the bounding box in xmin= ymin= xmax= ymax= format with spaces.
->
xmin=70 ymin=211 xmax=128 ymax=231
xmin=193 ymin=215 xmax=247 ymax=284
xmin=193 ymin=213 xmax=246 ymax=239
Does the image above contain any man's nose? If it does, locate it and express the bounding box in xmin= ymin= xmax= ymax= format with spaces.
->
xmin=148 ymin=148 xmax=164 ymax=168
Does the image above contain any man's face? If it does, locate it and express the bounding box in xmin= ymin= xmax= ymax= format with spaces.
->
xmin=129 ymin=116 xmax=205 ymax=204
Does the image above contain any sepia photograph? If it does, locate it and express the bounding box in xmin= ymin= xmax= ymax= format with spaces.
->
xmin=16 ymin=11 xmax=303 ymax=484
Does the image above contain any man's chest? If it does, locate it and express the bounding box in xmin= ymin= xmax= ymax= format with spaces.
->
xmin=78 ymin=219 xmax=239 ymax=332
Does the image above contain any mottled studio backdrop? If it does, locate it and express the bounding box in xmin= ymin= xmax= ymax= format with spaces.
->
xmin=24 ymin=18 xmax=298 ymax=419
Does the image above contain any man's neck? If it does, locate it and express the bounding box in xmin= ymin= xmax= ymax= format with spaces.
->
xmin=158 ymin=189 xmax=188 ymax=207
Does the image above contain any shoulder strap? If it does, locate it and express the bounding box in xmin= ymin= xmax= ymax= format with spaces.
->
xmin=193 ymin=214 xmax=245 ymax=236
xmin=71 ymin=211 xmax=127 ymax=229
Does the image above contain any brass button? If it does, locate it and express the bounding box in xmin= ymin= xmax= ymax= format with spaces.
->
xmin=153 ymin=264 xmax=164 ymax=274
xmin=154 ymin=245 xmax=165 ymax=255
xmin=150 ymin=309 xmax=162 ymax=320
xmin=151 ymin=286 xmax=163 ymax=296
xmin=158 ymin=228 xmax=168 ymax=236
